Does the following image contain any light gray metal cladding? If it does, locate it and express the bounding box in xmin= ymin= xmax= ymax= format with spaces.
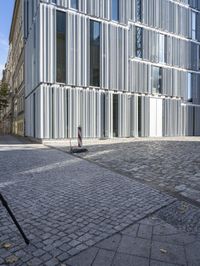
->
xmin=24 ymin=0 xmax=200 ymax=139
xmin=101 ymin=23 xmax=128 ymax=91
xmin=181 ymin=103 xmax=200 ymax=136
xmin=141 ymin=0 xmax=199 ymax=40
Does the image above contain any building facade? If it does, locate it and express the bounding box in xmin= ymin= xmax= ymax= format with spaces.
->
xmin=0 ymin=49 xmax=13 ymax=135
xmin=24 ymin=0 xmax=200 ymax=139
xmin=9 ymin=0 xmax=25 ymax=136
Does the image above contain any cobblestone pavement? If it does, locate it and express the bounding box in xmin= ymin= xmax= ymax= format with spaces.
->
xmin=66 ymin=214 xmax=200 ymax=266
xmin=47 ymin=137 xmax=200 ymax=265
xmin=53 ymin=137 xmax=200 ymax=205
xmin=0 ymin=135 xmax=175 ymax=265
xmin=156 ymin=200 xmax=200 ymax=233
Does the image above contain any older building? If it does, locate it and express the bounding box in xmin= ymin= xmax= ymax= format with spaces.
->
xmin=23 ymin=0 xmax=200 ymax=139
xmin=0 ymin=47 xmax=13 ymax=135
xmin=9 ymin=0 xmax=25 ymax=136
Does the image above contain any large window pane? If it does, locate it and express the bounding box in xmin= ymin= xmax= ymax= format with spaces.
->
xmin=192 ymin=11 xmax=196 ymax=40
xmin=159 ymin=34 xmax=165 ymax=64
xmin=152 ymin=66 xmax=162 ymax=94
xmin=136 ymin=0 xmax=142 ymax=22
xmin=90 ymin=20 xmax=101 ymax=87
xmin=111 ymin=0 xmax=119 ymax=21
xmin=56 ymin=11 xmax=66 ymax=83
xmin=136 ymin=27 xmax=143 ymax=58
xmin=71 ymin=0 xmax=78 ymax=9
xmin=187 ymin=73 xmax=192 ymax=102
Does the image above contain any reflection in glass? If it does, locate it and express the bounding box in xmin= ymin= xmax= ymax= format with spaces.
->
xmin=56 ymin=11 xmax=66 ymax=83
xmin=152 ymin=66 xmax=162 ymax=94
xmin=136 ymin=0 xmax=142 ymax=22
xmin=71 ymin=0 xmax=78 ymax=9
xmin=192 ymin=11 xmax=196 ymax=40
xmin=136 ymin=27 xmax=143 ymax=58
xmin=90 ymin=20 xmax=101 ymax=87
xmin=111 ymin=0 xmax=119 ymax=21
xmin=187 ymin=73 xmax=192 ymax=102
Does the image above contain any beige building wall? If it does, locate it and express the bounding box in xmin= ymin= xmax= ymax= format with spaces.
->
xmin=9 ymin=0 xmax=25 ymax=136
xmin=0 ymin=46 xmax=13 ymax=135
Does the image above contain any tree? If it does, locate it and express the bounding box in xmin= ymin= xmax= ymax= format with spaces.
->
xmin=0 ymin=82 xmax=9 ymax=111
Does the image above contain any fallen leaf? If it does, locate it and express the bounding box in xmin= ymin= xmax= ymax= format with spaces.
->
xmin=5 ymin=255 xmax=18 ymax=264
xmin=160 ymin=248 xmax=167 ymax=254
xmin=2 ymin=243 xmax=12 ymax=249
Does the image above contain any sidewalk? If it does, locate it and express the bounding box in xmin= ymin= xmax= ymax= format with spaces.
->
xmin=0 ymin=135 xmax=200 ymax=265
xmin=66 ymin=214 xmax=200 ymax=266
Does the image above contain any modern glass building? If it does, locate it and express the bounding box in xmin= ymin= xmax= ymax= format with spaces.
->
xmin=24 ymin=0 xmax=200 ymax=139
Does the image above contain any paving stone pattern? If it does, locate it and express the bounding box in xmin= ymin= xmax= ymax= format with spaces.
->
xmin=156 ymin=200 xmax=200 ymax=233
xmin=71 ymin=138 xmax=200 ymax=204
xmin=66 ymin=215 xmax=200 ymax=266
xmin=0 ymin=136 xmax=174 ymax=265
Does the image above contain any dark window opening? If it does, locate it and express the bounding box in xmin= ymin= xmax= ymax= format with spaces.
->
xmin=187 ymin=73 xmax=192 ymax=102
xmin=136 ymin=0 xmax=142 ymax=22
xmin=113 ymin=94 xmax=118 ymax=137
xmin=56 ymin=11 xmax=66 ymax=83
xmin=111 ymin=0 xmax=119 ymax=21
xmin=33 ymin=93 xmax=36 ymax=138
xmin=152 ymin=66 xmax=162 ymax=94
xmin=138 ymin=96 xmax=142 ymax=137
xmin=136 ymin=27 xmax=143 ymax=58
xmin=102 ymin=93 xmax=106 ymax=137
xmin=90 ymin=20 xmax=101 ymax=87
xmin=52 ymin=88 xmax=54 ymax=138
xmin=71 ymin=0 xmax=78 ymax=9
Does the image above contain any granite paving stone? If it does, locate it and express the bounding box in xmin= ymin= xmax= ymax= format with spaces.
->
xmin=95 ymin=234 xmax=121 ymax=251
xmin=63 ymin=137 xmax=200 ymax=205
xmin=118 ymin=235 xmax=151 ymax=258
xmin=1 ymin=135 xmax=200 ymax=265
xmin=150 ymin=260 xmax=180 ymax=266
xmin=66 ymin=247 xmax=99 ymax=266
xmin=66 ymin=214 xmax=200 ymax=266
xmin=0 ymin=135 xmax=174 ymax=265
xmin=92 ymin=249 xmax=115 ymax=266
xmin=150 ymin=241 xmax=186 ymax=265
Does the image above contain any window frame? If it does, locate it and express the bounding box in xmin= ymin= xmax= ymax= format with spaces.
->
xmin=56 ymin=11 xmax=66 ymax=84
xmin=152 ymin=66 xmax=162 ymax=95
xmin=71 ymin=0 xmax=78 ymax=10
xmin=90 ymin=20 xmax=101 ymax=87
xmin=111 ymin=0 xmax=120 ymax=22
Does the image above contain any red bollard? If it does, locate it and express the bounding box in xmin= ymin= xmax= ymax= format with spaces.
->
xmin=78 ymin=126 xmax=82 ymax=148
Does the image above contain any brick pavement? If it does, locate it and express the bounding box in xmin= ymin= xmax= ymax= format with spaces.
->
xmin=0 ymin=135 xmax=174 ymax=265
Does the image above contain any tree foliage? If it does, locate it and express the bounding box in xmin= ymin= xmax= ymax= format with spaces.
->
xmin=0 ymin=82 xmax=9 ymax=111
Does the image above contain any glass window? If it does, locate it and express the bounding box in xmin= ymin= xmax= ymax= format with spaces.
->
xmin=90 ymin=20 xmax=101 ymax=87
xmin=159 ymin=34 xmax=165 ymax=64
xmin=56 ymin=11 xmax=66 ymax=83
xmin=199 ymin=46 xmax=200 ymax=70
xmin=192 ymin=11 xmax=196 ymax=40
xmin=136 ymin=27 xmax=143 ymax=58
xmin=138 ymin=96 xmax=142 ymax=137
xmin=152 ymin=66 xmax=162 ymax=94
xmin=111 ymin=0 xmax=119 ymax=22
xmin=52 ymin=0 xmax=57 ymax=4
xmin=187 ymin=73 xmax=192 ymax=101
xmin=71 ymin=0 xmax=78 ymax=9
xmin=136 ymin=0 xmax=142 ymax=22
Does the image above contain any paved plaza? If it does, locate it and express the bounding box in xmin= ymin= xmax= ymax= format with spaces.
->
xmin=0 ymin=135 xmax=200 ymax=265
xmin=62 ymin=137 xmax=200 ymax=205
